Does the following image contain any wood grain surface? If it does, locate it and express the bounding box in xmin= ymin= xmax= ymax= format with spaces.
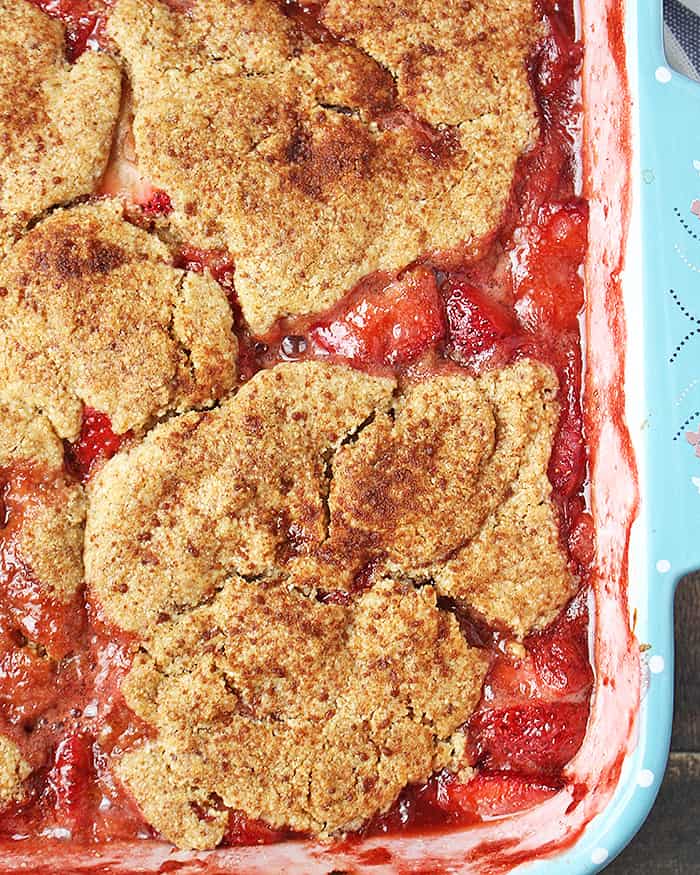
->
xmin=606 ymin=574 xmax=700 ymax=872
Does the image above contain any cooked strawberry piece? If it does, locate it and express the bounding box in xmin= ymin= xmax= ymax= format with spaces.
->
xmin=448 ymin=771 xmax=562 ymax=818
xmin=469 ymin=701 xmax=588 ymax=775
xmin=480 ymin=652 xmax=542 ymax=712
xmin=567 ymin=509 xmax=595 ymax=569
xmin=531 ymin=633 xmax=592 ymax=700
xmin=511 ymin=202 xmax=588 ymax=333
xmin=444 ymin=279 xmax=520 ymax=365
xmin=224 ymin=810 xmax=295 ymax=846
xmin=481 ymin=593 xmax=592 ymax=708
xmin=547 ymin=336 xmax=586 ymax=498
xmin=538 ymin=0 xmax=577 ymax=40
xmin=140 ymin=190 xmax=173 ymax=217
xmin=65 ymin=408 xmax=130 ymax=483
xmin=98 ymin=110 xmax=174 ymax=215
xmin=535 ymin=9 xmax=583 ymax=104
xmin=49 ymin=731 xmax=94 ymax=828
xmin=282 ymin=0 xmax=333 ymax=43
xmin=363 ymin=770 xmax=480 ymax=835
xmin=309 ymin=267 xmax=445 ymax=367
xmin=529 ymin=621 xmax=592 ymax=701
xmin=98 ymin=120 xmax=154 ymax=205
xmin=506 ymin=15 xmax=582 ymax=227
xmin=27 ymin=0 xmax=107 ymax=62
xmin=468 ymin=590 xmax=592 ymax=778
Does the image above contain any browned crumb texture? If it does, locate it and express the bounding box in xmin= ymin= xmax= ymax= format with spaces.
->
xmin=106 ymin=0 xmax=540 ymax=333
xmin=0 ymin=398 xmax=85 ymax=608
xmin=85 ymin=360 xmax=575 ymax=847
xmin=85 ymin=362 xmax=397 ymax=631
xmin=118 ymin=576 xmax=488 ymax=848
xmin=0 ymin=736 xmax=31 ymax=810
xmin=322 ymin=0 xmax=539 ymax=127
xmin=0 ymin=0 xmax=120 ymax=255
xmin=1 ymin=0 xmax=569 ymax=848
xmin=0 ymin=201 xmax=237 ymax=441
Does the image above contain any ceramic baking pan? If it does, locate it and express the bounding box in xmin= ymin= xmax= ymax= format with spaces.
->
xmin=1 ymin=0 xmax=693 ymax=871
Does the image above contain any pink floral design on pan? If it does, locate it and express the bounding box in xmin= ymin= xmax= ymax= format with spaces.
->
xmin=686 ymin=428 xmax=700 ymax=457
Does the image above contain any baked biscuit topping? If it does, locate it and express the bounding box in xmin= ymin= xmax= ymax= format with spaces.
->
xmin=295 ymin=360 xmax=575 ymax=635
xmin=0 ymin=0 xmax=594 ymax=853
xmin=107 ymin=0 xmax=539 ymax=332
xmin=0 ymin=736 xmax=31 ymax=809
xmin=0 ymin=201 xmax=237 ymax=441
xmin=117 ymin=576 xmax=488 ymax=848
xmin=86 ymin=362 xmax=396 ymax=632
xmin=83 ymin=360 xmax=575 ymax=845
xmin=87 ymin=360 xmax=573 ymax=641
xmin=322 ymin=0 xmax=540 ymax=127
xmin=0 ymin=399 xmax=84 ymax=609
xmin=0 ymin=0 xmax=120 ymax=255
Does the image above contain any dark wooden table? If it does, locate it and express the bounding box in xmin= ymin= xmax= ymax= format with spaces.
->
xmin=606 ymin=575 xmax=699 ymax=872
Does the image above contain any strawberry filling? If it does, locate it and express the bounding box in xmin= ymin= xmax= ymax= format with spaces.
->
xmin=27 ymin=0 xmax=109 ymax=62
xmin=64 ymin=408 xmax=130 ymax=483
xmin=2 ymin=0 xmax=596 ymax=848
xmin=140 ymin=190 xmax=173 ymax=217
xmin=443 ymin=279 xmax=521 ymax=367
xmin=223 ymin=811 xmax=300 ymax=847
xmin=47 ymin=731 xmax=95 ymax=831
xmin=447 ymin=772 xmax=563 ymax=819
xmin=308 ymin=266 xmax=445 ymax=367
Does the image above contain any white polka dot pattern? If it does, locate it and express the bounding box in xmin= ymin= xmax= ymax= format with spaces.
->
xmin=638 ymin=769 xmax=655 ymax=788
xmin=591 ymin=847 xmax=609 ymax=865
xmin=649 ymin=654 xmax=666 ymax=674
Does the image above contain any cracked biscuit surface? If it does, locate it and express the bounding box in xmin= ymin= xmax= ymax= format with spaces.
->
xmin=117 ymin=576 xmax=488 ymax=847
xmin=0 ymin=398 xmax=85 ymax=610
xmin=86 ymin=361 xmax=396 ymax=633
xmin=107 ymin=0 xmax=539 ymax=332
xmin=0 ymin=201 xmax=237 ymax=442
xmin=0 ymin=0 xmax=120 ymax=255
xmin=85 ymin=360 xmax=574 ymax=846
xmin=293 ymin=359 xmax=575 ymax=636
xmin=322 ymin=0 xmax=539 ymax=127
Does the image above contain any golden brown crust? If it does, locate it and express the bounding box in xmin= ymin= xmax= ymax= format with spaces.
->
xmin=0 ymin=736 xmax=31 ymax=810
xmin=322 ymin=0 xmax=541 ymax=126
xmin=0 ymin=0 xmax=121 ymax=255
xmin=0 ymin=201 xmax=237 ymax=441
xmin=0 ymin=398 xmax=85 ymax=604
xmin=85 ymin=362 xmax=396 ymax=632
xmin=84 ymin=360 xmax=574 ymax=845
xmin=433 ymin=399 xmax=575 ymax=638
xmin=292 ymin=360 xmax=575 ymax=636
xmin=107 ymin=0 xmax=539 ymax=332
xmin=117 ymin=576 xmax=488 ymax=847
